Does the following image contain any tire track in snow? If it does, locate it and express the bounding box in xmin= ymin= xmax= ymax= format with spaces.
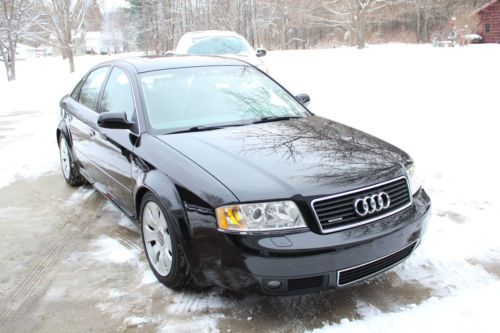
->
xmin=0 ymin=221 xmax=80 ymax=326
xmin=111 ymin=227 xmax=142 ymax=251
xmin=0 ymin=187 xmax=104 ymax=327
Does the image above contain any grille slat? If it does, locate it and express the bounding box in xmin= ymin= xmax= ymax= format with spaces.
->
xmin=287 ymin=275 xmax=326 ymax=291
xmin=312 ymin=177 xmax=411 ymax=232
xmin=316 ymin=206 xmax=357 ymax=219
xmin=315 ymin=203 xmax=354 ymax=214
xmin=340 ymin=253 xmax=408 ymax=278
xmin=386 ymin=188 xmax=408 ymax=197
xmin=390 ymin=197 xmax=409 ymax=207
xmin=390 ymin=192 xmax=409 ymax=201
xmin=337 ymin=243 xmax=416 ymax=286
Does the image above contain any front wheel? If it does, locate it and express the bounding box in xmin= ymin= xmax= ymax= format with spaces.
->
xmin=140 ymin=193 xmax=189 ymax=289
xmin=58 ymin=135 xmax=84 ymax=186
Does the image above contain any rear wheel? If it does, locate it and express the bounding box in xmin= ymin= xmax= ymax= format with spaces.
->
xmin=140 ymin=193 xmax=189 ymax=289
xmin=58 ymin=135 xmax=84 ymax=186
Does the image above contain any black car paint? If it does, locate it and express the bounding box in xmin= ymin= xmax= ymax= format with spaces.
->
xmin=57 ymin=56 xmax=431 ymax=295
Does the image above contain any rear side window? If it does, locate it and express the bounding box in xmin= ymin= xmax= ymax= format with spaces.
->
xmin=70 ymin=77 xmax=85 ymax=100
xmin=79 ymin=67 xmax=109 ymax=111
xmin=100 ymin=67 xmax=135 ymax=121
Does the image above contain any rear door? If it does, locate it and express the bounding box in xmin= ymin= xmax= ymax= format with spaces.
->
xmin=65 ymin=66 xmax=110 ymax=177
xmin=89 ymin=66 xmax=138 ymax=215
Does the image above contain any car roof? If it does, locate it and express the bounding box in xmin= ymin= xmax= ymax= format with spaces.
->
xmin=114 ymin=55 xmax=250 ymax=74
xmin=180 ymin=30 xmax=242 ymax=39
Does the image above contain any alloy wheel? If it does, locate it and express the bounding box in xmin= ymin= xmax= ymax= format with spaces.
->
xmin=59 ymin=138 xmax=71 ymax=180
xmin=142 ymin=201 xmax=173 ymax=276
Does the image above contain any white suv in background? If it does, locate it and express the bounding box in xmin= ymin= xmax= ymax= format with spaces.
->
xmin=173 ymin=30 xmax=269 ymax=73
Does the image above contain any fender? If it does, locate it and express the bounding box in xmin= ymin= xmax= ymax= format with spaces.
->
xmin=56 ymin=118 xmax=73 ymax=148
xmin=134 ymin=169 xmax=231 ymax=286
xmin=134 ymin=169 xmax=214 ymax=286
xmin=134 ymin=170 xmax=190 ymax=240
xmin=56 ymin=118 xmax=83 ymax=176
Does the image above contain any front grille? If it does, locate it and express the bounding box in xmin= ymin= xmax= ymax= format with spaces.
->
xmin=287 ymin=275 xmax=326 ymax=292
xmin=337 ymin=242 xmax=416 ymax=286
xmin=312 ymin=177 xmax=411 ymax=232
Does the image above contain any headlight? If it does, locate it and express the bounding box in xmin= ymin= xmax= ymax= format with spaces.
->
xmin=406 ymin=163 xmax=422 ymax=195
xmin=216 ymin=201 xmax=306 ymax=233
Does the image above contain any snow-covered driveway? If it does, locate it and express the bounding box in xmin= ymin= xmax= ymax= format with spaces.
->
xmin=0 ymin=44 xmax=499 ymax=332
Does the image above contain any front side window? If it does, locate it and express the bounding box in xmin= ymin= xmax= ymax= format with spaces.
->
xmin=79 ymin=67 xmax=109 ymax=111
xmin=139 ymin=66 xmax=309 ymax=133
xmin=100 ymin=67 xmax=135 ymax=121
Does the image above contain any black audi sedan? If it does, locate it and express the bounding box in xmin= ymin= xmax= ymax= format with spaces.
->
xmin=56 ymin=56 xmax=431 ymax=295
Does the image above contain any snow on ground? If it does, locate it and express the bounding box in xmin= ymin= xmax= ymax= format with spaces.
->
xmin=310 ymin=281 xmax=500 ymax=333
xmin=264 ymin=43 xmax=500 ymax=332
xmin=1 ymin=44 xmax=500 ymax=332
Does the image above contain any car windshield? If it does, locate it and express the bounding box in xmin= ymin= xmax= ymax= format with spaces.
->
xmin=139 ymin=66 xmax=309 ymax=133
xmin=181 ymin=37 xmax=252 ymax=56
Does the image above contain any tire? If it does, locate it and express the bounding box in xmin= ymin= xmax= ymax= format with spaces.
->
xmin=58 ymin=135 xmax=84 ymax=186
xmin=140 ymin=192 xmax=189 ymax=289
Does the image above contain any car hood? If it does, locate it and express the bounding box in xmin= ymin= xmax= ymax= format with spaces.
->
xmin=157 ymin=116 xmax=411 ymax=202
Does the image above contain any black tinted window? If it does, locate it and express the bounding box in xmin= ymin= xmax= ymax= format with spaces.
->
xmin=79 ymin=67 xmax=109 ymax=111
xmin=100 ymin=68 xmax=135 ymax=120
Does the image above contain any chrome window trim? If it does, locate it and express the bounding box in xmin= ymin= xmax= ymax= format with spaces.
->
xmin=310 ymin=176 xmax=413 ymax=234
xmin=336 ymin=241 xmax=417 ymax=287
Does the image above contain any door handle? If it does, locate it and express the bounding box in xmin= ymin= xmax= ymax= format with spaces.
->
xmin=89 ymin=129 xmax=96 ymax=137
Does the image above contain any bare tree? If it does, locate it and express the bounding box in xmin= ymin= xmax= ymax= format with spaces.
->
xmin=44 ymin=0 xmax=87 ymax=72
xmin=0 ymin=0 xmax=42 ymax=80
xmin=121 ymin=0 xmax=491 ymax=52
xmin=311 ymin=0 xmax=405 ymax=48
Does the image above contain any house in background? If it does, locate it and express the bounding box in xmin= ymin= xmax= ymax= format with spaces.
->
xmin=47 ymin=32 xmax=85 ymax=57
xmin=15 ymin=43 xmax=37 ymax=60
xmin=474 ymin=0 xmax=500 ymax=43
xmin=84 ymin=31 xmax=125 ymax=55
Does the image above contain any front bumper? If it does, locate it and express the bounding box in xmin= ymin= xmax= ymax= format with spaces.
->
xmin=189 ymin=189 xmax=431 ymax=295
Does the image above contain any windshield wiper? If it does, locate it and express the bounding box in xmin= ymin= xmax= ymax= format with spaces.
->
xmin=252 ymin=116 xmax=303 ymax=124
xmin=166 ymin=123 xmax=245 ymax=135
xmin=166 ymin=125 xmax=224 ymax=135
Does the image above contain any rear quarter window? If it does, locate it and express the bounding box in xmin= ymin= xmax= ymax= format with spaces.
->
xmin=78 ymin=67 xmax=109 ymax=111
xmin=70 ymin=77 xmax=86 ymax=100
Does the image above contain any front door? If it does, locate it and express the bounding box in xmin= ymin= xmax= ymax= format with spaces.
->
xmin=90 ymin=66 xmax=138 ymax=216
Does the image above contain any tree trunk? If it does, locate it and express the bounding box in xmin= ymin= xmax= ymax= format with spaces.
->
xmin=2 ymin=58 xmax=13 ymax=81
xmin=357 ymin=16 xmax=366 ymax=49
xmin=7 ymin=46 xmax=16 ymax=81
xmin=416 ymin=4 xmax=421 ymax=43
xmin=4 ymin=31 xmax=17 ymax=81
xmin=423 ymin=14 xmax=429 ymax=43
xmin=68 ymin=48 xmax=75 ymax=73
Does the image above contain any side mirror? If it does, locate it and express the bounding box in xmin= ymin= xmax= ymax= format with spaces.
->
xmin=98 ymin=112 xmax=134 ymax=130
xmin=295 ymin=94 xmax=311 ymax=106
xmin=256 ymin=48 xmax=267 ymax=57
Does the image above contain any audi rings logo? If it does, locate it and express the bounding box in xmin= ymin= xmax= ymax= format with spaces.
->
xmin=353 ymin=192 xmax=391 ymax=217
